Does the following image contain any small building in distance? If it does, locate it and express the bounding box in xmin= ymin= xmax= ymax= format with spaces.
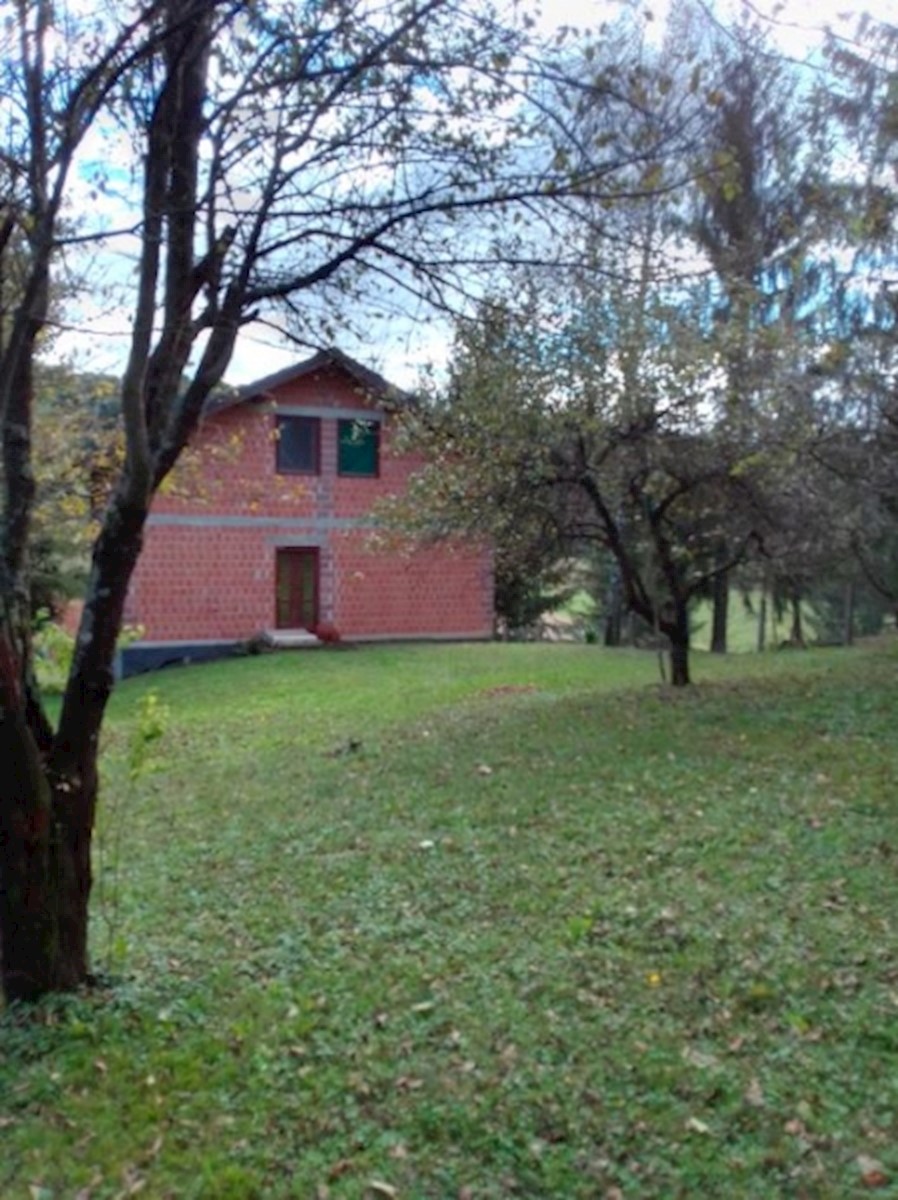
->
xmin=121 ymin=348 xmax=493 ymax=674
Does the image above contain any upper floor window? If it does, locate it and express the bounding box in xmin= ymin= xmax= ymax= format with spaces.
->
xmin=338 ymin=418 xmax=379 ymax=477
xmin=276 ymin=415 xmax=319 ymax=474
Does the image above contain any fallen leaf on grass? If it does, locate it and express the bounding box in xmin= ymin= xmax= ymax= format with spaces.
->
xmin=395 ymin=1075 xmax=424 ymax=1091
xmin=685 ymin=1117 xmax=711 ymax=1135
xmin=367 ymin=1182 xmax=398 ymax=1199
xmin=113 ymin=1168 xmax=146 ymax=1199
xmin=75 ymin=1170 xmax=105 ymax=1200
xmin=327 ymin=1159 xmax=354 ymax=1181
xmin=744 ymin=1077 xmax=765 ymax=1107
xmin=857 ymin=1155 xmax=890 ymax=1188
xmin=784 ymin=1118 xmax=809 ymax=1138
xmin=682 ymin=1046 xmax=719 ymax=1070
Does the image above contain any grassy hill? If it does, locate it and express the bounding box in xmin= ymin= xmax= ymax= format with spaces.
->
xmin=3 ymin=641 xmax=897 ymax=1198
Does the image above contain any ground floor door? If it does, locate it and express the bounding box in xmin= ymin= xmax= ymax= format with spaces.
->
xmin=276 ymin=547 xmax=319 ymax=630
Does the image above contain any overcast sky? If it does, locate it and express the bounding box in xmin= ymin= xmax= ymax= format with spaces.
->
xmin=49 ymin=0 xmax=866 ymax=390
xmin=222 ymin=0 xmax=866 ymax=388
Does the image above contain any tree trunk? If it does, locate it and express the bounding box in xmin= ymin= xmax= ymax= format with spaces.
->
xmin=669 ymin=634 xmax=690 ymax=687
xmin=0 ymin=494 xmax=148 ymax=1002
xmin=49 ymin=769 xmax=99 ymax=991
xmin=789 ymin=590 xmax=805 ymax=647
xmin=757 ymin=587 xmax=767 ymax=652
xmin=710 ymin=567 xmax=728 ymax=654
xmin=0 ymin=632 xmax=89 ymax=1003
xmin=668 ymin=601 xmax=691 ymax=687
xmin=0 ymin=0 xmax=223 ymax=1006
xmin=0 ymin=711 xmax=56 ymax=1002
xmin=0 ymin=735 xmax=100 ymax=1001
xmin=1 ymin=715 xmax=111 ymax=1006
xmin=603 ymin=568 xmax=623 ymax=646
xmin=0 ymin=675 xmax=101 ymax=1001
xmin=843 ymin=580 xmax=855 ymax=646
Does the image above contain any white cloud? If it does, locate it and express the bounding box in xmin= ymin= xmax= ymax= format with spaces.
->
xmin=45 ymin=0 xmax=866 ymax=389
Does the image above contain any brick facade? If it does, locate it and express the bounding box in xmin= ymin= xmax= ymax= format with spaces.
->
xmin=125 ymin=351 xmax=493 ymax=655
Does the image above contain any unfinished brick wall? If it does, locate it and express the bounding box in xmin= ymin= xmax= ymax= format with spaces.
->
xmin=331 ymin=533 xmax=493 ymax=638
xmin=126 ymin=525 xmax=274 ymax=641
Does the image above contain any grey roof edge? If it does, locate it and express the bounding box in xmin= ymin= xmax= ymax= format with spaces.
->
xmin=206 ymin=347 xmax=414 ymax=416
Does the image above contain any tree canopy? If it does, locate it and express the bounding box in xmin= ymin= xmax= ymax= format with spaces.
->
xmin=389 ymin=8 xmax=898 ymax=682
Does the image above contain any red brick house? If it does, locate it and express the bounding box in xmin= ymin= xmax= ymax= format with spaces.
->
xmin=121 ymin=349 xmax=493 ymax=674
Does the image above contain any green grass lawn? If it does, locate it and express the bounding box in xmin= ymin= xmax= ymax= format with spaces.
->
xmin=3 ymin=641 xmax=898 ymax=1198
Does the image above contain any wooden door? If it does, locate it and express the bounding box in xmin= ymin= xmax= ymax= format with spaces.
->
xmin=276 ymin=548 xmax=319 ymax=630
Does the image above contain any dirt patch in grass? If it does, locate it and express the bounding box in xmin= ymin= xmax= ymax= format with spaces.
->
xmin=480 ymin=683 xmax=538 ymax=697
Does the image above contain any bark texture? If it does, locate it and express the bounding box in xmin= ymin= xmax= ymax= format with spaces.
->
xmin=711 ymin=569 xmax=728 ymax=654
xmin=0 ymin=709 xmax=56 ymax=1001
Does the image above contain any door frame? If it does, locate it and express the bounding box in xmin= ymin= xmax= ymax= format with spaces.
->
xmin=275 ymin=546 xmax=320 ymax=630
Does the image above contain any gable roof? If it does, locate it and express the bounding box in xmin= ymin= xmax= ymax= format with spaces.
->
xmin=207 ymin=347 xmax=411 ymax=415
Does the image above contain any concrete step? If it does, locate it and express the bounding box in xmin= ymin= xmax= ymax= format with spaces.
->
xmin=267 ymin=629 xmax=321 ymax=648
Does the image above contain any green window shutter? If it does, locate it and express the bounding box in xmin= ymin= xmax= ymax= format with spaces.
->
xmin=337 ymin=419 xmax=379 ymax=477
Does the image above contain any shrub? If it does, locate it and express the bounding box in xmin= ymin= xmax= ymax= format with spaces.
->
xmin=34 ymin=613 xmax=144 ymax=694
xmin=315 ymin=622 xmax=342 ymax=644
xmin=33 ymin=611 xmax=75 ymax=695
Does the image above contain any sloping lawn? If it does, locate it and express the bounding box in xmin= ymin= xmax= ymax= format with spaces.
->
xmin=2 ymin=641 xmax=897 ymax=1198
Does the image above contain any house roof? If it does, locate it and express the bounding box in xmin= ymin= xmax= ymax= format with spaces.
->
xmin=207 ymin=347 xmax=412 ymax=415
